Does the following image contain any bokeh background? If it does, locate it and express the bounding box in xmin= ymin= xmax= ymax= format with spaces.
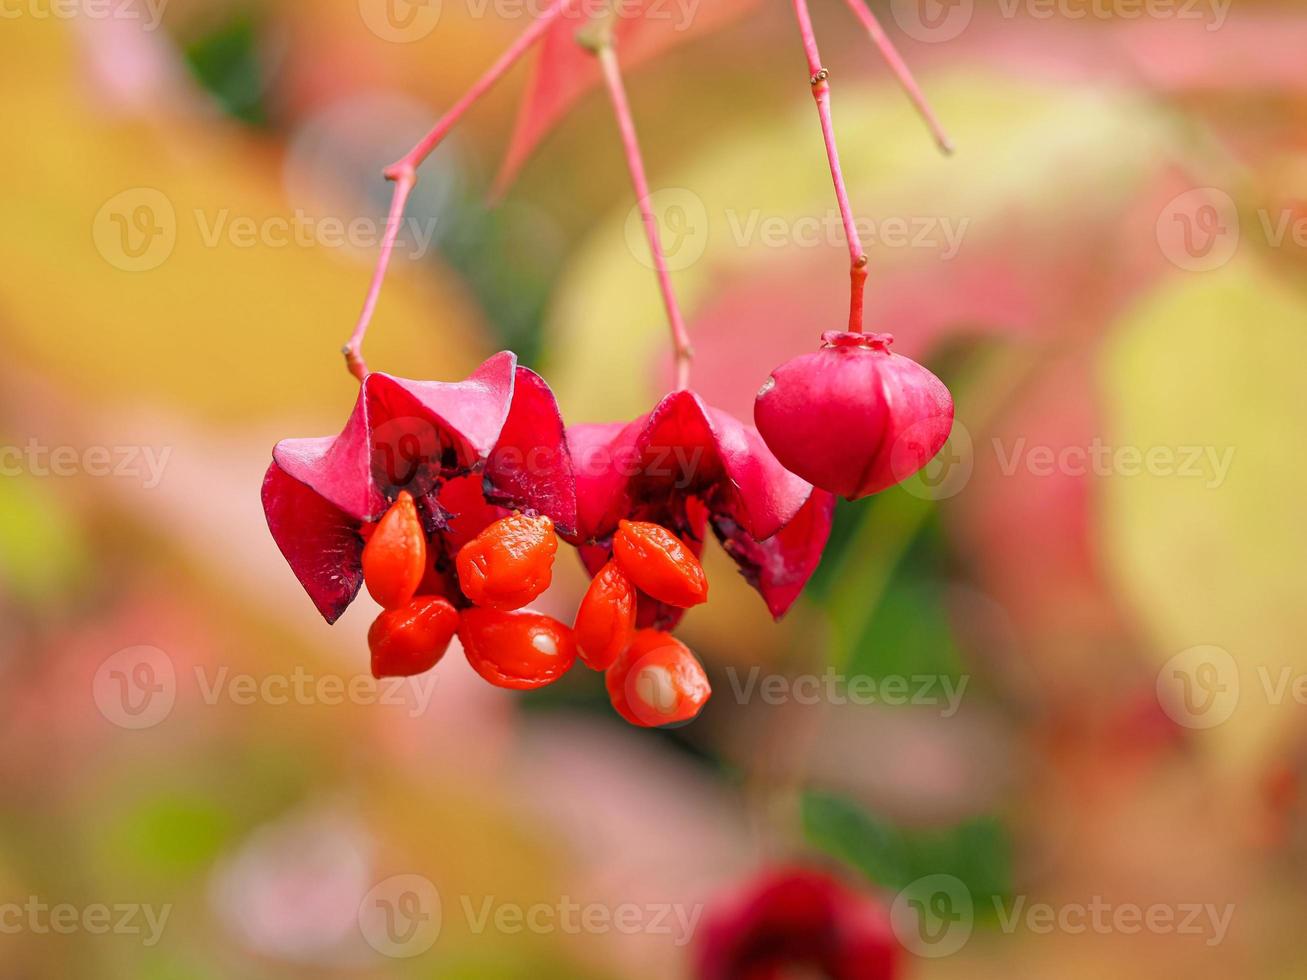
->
xmin=2 ymin=0 xmax=1305 ymax=976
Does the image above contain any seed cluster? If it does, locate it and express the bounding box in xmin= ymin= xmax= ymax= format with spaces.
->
xmin=360 ymin=499 xmax=714 ymax=728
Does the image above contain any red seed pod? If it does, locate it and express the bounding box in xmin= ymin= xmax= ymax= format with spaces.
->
xmin=754 ymin=332 xmax=953 ymax=500
xmin=456 ymin=513 xmax=558 ymax=610
xmin=361 ymin=491 xmax=427 ymax=610
xmin=612 ymin=520 xmax=708 ymax=608
xmin=368 ymin=596 xmax=459 ymax=678
xmin=574 ymin=562 xmax=638 ymax=671
xmin=605 ymin=630 xmax=711 ymax=728
xmin=459 ymin=608 xmax=577 ymax=690
xmin=694 ymin=867 xmax=902 ymax=980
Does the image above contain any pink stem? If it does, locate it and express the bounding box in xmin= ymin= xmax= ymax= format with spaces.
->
xmin=791 ymin=0 xmax=869 ymax=333
xmin=343 ymin=0 xmax=574 ymax=380
xmin=343 ymin=172 xmax=414 ymax=381
xmin=595 ymin=45 xmax=693 ymax=390
xmin=840 ymin=0 xmax=954 ymax=155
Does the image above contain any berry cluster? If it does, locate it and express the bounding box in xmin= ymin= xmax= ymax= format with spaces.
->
xmin=262 ymin=343 xmax=947 ymax=727
xmin=262 ymin=0 xmax=956 ymax=729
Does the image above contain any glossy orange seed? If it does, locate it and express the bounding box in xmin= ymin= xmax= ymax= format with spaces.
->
xmin=574 ymin=562 xmax=638 ymax=671
xmin=456 ymin=513 xmax=557 ymax=610
xmin=362 ymin=491 xmax=427 ymax=610
xmin=612 ymin=520 xmax=708 ymax=608
xmin=459 ymin=607 xmax=577 ymax=691
xmin=605 ymin=629 xmax=711 ymax=728
xmin=368 ymin=595 xmax=459 ymax=679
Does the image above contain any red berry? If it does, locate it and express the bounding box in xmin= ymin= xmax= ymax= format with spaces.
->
xmin=459 ymin=608 xmax=577 ymax=690
xmin=456 ymin=513 xmax=557 ymax=610
xmin=574 ymin=562 xmax=637 ymax=671
xmin=605 ymin=630 xmax=711 ymax=727
xmin=754 ymin=331 xmax=953 ymax=500
xmin=612 ymin=520 xmax=708 ymax=608
xmin=695 ymin=867 xmax=901 ymax=980
xmin=361 ymin=491 xmax=427 ymax=609
xmin=368 ymin=596 xmax=459 ymax=678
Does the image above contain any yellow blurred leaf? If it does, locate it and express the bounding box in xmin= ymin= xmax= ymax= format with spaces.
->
xmin=0 ymin=17 xmax=488 ymax=425
xmin=1100 ymin=260 xmax=1307 ymax=771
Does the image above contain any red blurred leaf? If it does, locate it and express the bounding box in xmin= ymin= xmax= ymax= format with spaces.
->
xmin=492 ymin=0 xmax=760 ymax=195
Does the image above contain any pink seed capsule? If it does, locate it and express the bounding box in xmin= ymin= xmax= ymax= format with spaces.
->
xmin=754 ymin=331 xmax=953 ymax=500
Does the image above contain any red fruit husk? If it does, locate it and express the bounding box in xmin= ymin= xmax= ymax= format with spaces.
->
xmin=695 ymin=866 xmax=901 ymax=980
xmin=262 ymin=352 xmax=577 ymax=624
xmin=605 ymin=630 xmax=711 ymax=728
xmin=368 ymin=596 xmax=459 ymax=678
xmin=574 ymin=562 xmax=638 ymax=670
xmin=459 ymin=608 xmax=577 ymax=690
xmin=567 ymin=389 xmax=832 ymax=628
xmin=456 ymin=513 xmax=558 ymax=610
xmin=754 ymin=332 xmax=953 ymax=501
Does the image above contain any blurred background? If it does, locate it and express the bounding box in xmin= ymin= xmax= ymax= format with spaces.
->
xmin=2 ymin=0 xmax=1305 ymax=976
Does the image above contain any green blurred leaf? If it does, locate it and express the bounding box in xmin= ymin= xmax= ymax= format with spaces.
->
xmin=802 ymin=791 xmax=1011 ymax=913
xmin=107 ymin=791 xmax=235 ymax=876
xmin=0 ymin=471 xmax=85 ymax=604
xmin=183 ymin=13 xmax=269 ymax=127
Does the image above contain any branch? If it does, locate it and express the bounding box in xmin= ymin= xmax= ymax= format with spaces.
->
xmin=841 ymin=0 xmax=954 ymax=155
xmin=342 ymin=0 xmax=574 ymax=380
xmin=791 ymin=0 xmax=869 ymax=333
xmin=592 ymin=43 xmax=694 ymax=390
